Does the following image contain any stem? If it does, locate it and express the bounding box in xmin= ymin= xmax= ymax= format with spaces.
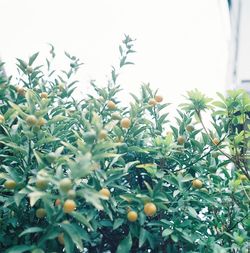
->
xmin=196 ymin=110 xmax=250 ymax=179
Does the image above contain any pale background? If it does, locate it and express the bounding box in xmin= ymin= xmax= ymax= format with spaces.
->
xmin=0 ymin=0 xmax=231 ymax=105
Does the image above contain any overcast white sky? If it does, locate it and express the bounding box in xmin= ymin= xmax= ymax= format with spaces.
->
xmin=0 ymin=0 xmax=231 ymax=105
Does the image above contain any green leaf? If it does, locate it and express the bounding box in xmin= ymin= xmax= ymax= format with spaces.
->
xmin=113 ymin=218 xmax=124 ymax=230
xmin=29 ymin=52 xmax=39 ymax=66
xmin=61 ymin=223 xmax=83 ymax=251
xmin=6 ymin=245 xmax=32 ymax=253
xmin=162 ymin=228 xmax=173 ymax=237
xmin=139 ymin=228 xmax=147 ymax=248
xmin=70 ymin=212 xmax=93 ymax=231
xmin=19 ymin=227 xmax=44 ymax=237
xmin=116 ymin=233 xmax=132 ymax=253
xmin=187 ymin=206 xmax=198 ymax=218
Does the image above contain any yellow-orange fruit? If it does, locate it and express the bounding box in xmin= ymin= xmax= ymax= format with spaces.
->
xmin=63 ymin=199 xmax=76 ymax=213
xmin=35 ymin=208 xmax=46 ymax=218
xmin=40 ymin=92 xmax=48 ymax=99
xmin=57 ymin=233 xmax=65 ymax=245
xmin=55 ymin=199 xmax=61 ymax=206
xmin=239 ymin=174 xmax=248 ymax=181
xmin=107 ymin=100 xmax=116 ymax=110
xmin=148 ymin=98 xmax=157 ymax=106
xmin=212 ymin=138 xmax=219 ymax=145
xmin=154 ymin=95 xmax=163 ymax=103
xmin=127 ymin=211 xmax=138 ymax=222
xmin=192 ymin=179 xmax=203 ymax=189
xmin=37 ymin=118 xmax=46 ymax=127
xmin=26 ymin=115 xmax=38 ymax=126
xmin=4 ymin=180 xmax=17 ymax=189
xmin=120 ymin=118 xmax=131 ymax=129
xmin=177 ymin=136 xmax=186 ymax=145
xmin=99 ymin=188 xmax=111 ymax=199
xmin=99 ymin=129 xmax=107 ymax=140
xmin=16 ymin=86 xmax=26 ymax=96
xmin=144 ymin=202 xmax=157 ymax=217
xmin=0 ymin=115 xmax=5 ymax=124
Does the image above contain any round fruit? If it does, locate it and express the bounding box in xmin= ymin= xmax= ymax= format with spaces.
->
xmin=35 ymin=208 xmax=46 ymax=218
xmin=212 ymin=138 xmax=219 ymax=145
xmin=111 ymin=112 xmax=122 ymax=120
xmin=40 ymin=92 xmax=48 ymax=99
xmin=55 ymin=199 xmax=61 ymax=206
xmin=99 ymin=129 xmax=107 ymax=140
xmin=46 ymin=152 xmax=57 ymax=163
xmin=57 ymin=233 xmax=65 ymax=245
xmin=63 ymin=199 xmax=76 ymax=213
xmin=58 ymin=83 xmax=65 ymax=91
xmin=83 ymin=131 xmax=96 ymax=144
xmin=107 ymin=100 xmax=116 ymax=110
xmin=35 ymin=178 xmax=49 ymax=190
xmin=26 ymin=66 xmax=33 ymax=74
xmin=144 ymin=202 xmax=157 ymax=217
xmin=37 ymin=118 xmax=46 ymax=127
xmin=177 ymin=136 xmax=186 ymax=145
xmin=192 ymin=179 xmax=203 ymax=189
xmin=211 ymin=151 xmax=219 ymax=158
xmin=120 ymin=118 xmax=131 ymax=129
xmin=186 ymin=125 xmax=194 ymax=132
xmin=0 ymin=115 xmax=5 ymax=124
xmin=99 ymin=188 xmax=111 ymax=199
xmin=59 ymin=178 xmax=72 ymax=193
xmin=4 ymin=180 xmax=17 ymax=189
xmin=154 ymin=95 xmax=163 ymax=103
xmin=26 ymin=115 xmax=38 ymax=126
xmin=239 ymin=174 xmax=248 ymax=181
xmin=148 ymin=98 xmax=157 ymax=106
xmin=127 ymin=211 xmax=138 ymax=222
xmin=67 ymin=189 xmax=76 ymax=199
xmin=16 ymin=86 xmax=26 ymax=96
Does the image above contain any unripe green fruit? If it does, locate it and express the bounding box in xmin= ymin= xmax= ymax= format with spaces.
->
xmin=36 ymin=178 xmax=49 ymax=190
xmin=59 ymin=178 xmax=72 ymax=193
xmin=46 ymin=152 xmax=57 ymax=163
xmin=83 ymin=131 xmax=96 ymax=144
xmin=186 ymin=125 xmax=194 ymax=132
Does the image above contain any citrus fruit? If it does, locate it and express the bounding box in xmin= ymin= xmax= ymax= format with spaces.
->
xmin=192 ymin=179 xmax=203 ymax=189
xmin=127 ymin=211 xmax=138 ymax=222
xmin=57 ymin=233 xmax=65 ymax=245
xmin=107 ymin=100 xmax=116 ymax=110
xmin=144 ymin=202 xmax=157 ymax=217
xmin=59 ymin=178 xmax=72 ymax=193
xmin=26 ymin=115 xmax=38 ymax=126
xmin=40 ymin=92 xmax=48 ymax=99
xmin=63 ymin=199 xmax=76 ymax=213
xmin=120 ymin=118 xmax=131 ymax=129
xmin=35 ymin=208 xmax=46 ymax=218
xmin=154 ymin=95 xmax=163 ymax=103
xmin=0 ymin=115 xmax=5 ymax=124
xmin=4 ymin=180 xmax=17 ymax=189
xmin=186 ymin=125 xmax=194 ymax=132
xmin=177 ymin=136 xmax=185 ymax=145
xmin=99 ymin=188 xmax=111 ymax=199
xmin=148 ymin=98 xmax=157 ymax=106
xmin=212 ymin=138 xmax=219 ymax=145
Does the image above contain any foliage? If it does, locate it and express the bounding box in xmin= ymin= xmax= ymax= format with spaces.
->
xmin=0 ymin=36 xmax=249 ymax=253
